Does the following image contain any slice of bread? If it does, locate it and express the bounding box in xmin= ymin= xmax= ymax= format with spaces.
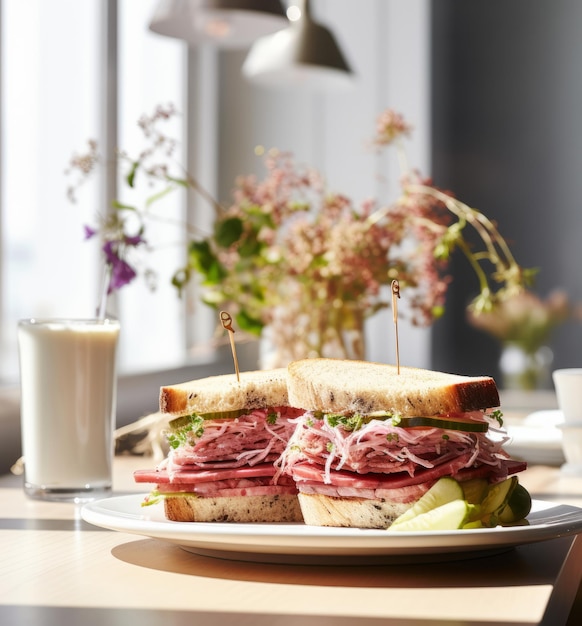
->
xmin=164 ymin=493 xmax=303 ymax=523
xmin=297 ymin=493 xmax=410 ymax=528
xmin=160 ymin=368 xmax=289 ymax=416
xmin=287 ymin=358 xmax=499 ymax=417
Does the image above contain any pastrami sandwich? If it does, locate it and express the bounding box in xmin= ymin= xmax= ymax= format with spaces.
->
xmin=278 ymin=358 xmax=526 ymax=529
xmin=134 ymin=368 xmax=304 ymax=522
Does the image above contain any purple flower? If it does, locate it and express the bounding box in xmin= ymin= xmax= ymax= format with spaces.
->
xmin=102 ymin=240 xmax=138 ymax=293
xmin=124 ymin=233 xmax=146 ymax=247
xmin=84 ymin=225 xmax=97 ymax=239
xmin=108 ymin=257 xmax=137 ymax=293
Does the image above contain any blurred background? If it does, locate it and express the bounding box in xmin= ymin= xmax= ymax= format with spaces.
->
xmin=1 ymin=0 xmax=581 ymax=459
xmin=431 ymin=0 xmax=582 ymax=381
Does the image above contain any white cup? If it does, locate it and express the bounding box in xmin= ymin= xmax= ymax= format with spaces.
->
xmin=18 ymin=318 xmax=120 ymax=501
xmin=557 ymin=423 xmax=582 ymax=475
xmin=553 ymin=368 xmax=582 ymax=423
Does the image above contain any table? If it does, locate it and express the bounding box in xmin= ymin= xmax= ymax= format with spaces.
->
xmin=2 ymin=456 xmax=582 ymax=626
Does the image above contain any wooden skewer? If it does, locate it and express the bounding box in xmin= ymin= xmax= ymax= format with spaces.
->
xmin=391 ymin=279 xmax=401 ymax=374
xmin=220 ymin=311 xmax=240 ymax=382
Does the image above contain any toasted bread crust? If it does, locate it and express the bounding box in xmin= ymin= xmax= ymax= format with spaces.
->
xmin=159 ymin=368 xmax=289 ymax=416
xmin=287 ymin=358 xmax=499 ymax=416
xmin=164 ymin=494 xmax=303 ymax=523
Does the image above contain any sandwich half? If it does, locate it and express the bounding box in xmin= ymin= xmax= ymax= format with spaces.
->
xmin=278 ymin=358 xmax=526 ymax=528
xmin=134 ymin=368 xmax=304 ymax=522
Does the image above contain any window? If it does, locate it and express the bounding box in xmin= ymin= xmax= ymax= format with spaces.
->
xmin=1 ymin=0 xmax=433 ymax=388
xmin=0 ymin=0 xmax=196 ymax=383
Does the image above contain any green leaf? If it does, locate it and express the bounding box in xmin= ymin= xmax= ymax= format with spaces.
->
xmin=166 ymin=175 xmax=189 ymax=188
xmin=249 ymin=280 xmax=266 ymax=302
xmin=244 ymin=205 xmax=276 ymax=228
xmin=238 ymin=235 xmax=263 ymax=258
xmin=111 ymin=200 xmax=138 ymax=212
xmin=188 ymin=240 xmax=213 ymax=270
xmin=171 ymin=267 xmax=191 ymax=297
xmin=166 ymin=414 xmax=205 ymax=449
xmin=126 ymin=161 xmax=139 ymax=188
xmin=141 ymin=490 xmax=163 ymax=507
xmin=188 ymin=240 xmax=227 ymax=285
xmin=145 ymin=185 xmax=177 ymax=207
xmin=205 ymin=260 xmax=227 ymax=284
xmin=325 ymin=412 xmax=366 ymax=431
xmin=235 ymin=310 xmax=264 ymax=335
xmin=310 ymin=254 xmax=328 ymax=269
xmin=215 ymin=217 xmax=244 ymax=248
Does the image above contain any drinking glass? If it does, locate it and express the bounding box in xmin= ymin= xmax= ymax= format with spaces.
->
xmin=18 ymin=318 xmax=120 ymax=501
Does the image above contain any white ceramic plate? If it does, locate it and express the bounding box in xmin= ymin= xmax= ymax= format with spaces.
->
xmin=82 ymin=494 xmax=582 ymax=565
xmin=505 ymin=410 xmax=565 ymax=466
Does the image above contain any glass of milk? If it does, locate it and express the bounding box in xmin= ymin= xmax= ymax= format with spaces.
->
xmin=18 ymin=318 xmax=120 ymax=501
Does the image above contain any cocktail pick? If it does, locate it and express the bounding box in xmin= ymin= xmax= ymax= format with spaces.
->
xmin=391 ymin=279 xmax=401 ymax=374
xmin=220 ymin=311 xmax=240 ymax=382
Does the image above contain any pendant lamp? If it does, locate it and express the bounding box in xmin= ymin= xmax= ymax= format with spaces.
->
xmin=148 ymin=0 xmax=288 ymax=49
xmin=242 ymin=0 xmax=354 ymax=91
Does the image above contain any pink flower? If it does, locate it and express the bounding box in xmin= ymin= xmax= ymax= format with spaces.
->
xmin=70 ymin=103 xmax=529 ymax=354
xmin=373 ymin=109 xmax=412 ymax=147
xmin=467 ymin=289 xmax=571 ymax=352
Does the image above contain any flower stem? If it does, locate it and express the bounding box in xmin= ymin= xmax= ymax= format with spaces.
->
xmin=96 ymin=263 xmax=112 ymax=319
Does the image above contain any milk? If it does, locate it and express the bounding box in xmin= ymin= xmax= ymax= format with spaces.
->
xmin=18 ymin=318 xmax=120 ymax=501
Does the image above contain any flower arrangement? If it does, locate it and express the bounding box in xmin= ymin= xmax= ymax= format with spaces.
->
xmin=467 ymin=289 xmax=571 ymax=354
xmin=467 ymin=289 xmax=576 ymax=390
xmin=67 ymin=104 xmax=531 ymax=365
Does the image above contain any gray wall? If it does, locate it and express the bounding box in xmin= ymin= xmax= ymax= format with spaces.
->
xmin=431 ymin=0 xmax=582 ymax=382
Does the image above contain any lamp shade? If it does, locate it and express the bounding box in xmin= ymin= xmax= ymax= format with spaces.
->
xmin=148 ymin=0 xmax=288 ymax=49
xmin=242 ymin=1 xmax=354 ymax=91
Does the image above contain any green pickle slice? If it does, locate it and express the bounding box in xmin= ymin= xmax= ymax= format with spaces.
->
xmin=396 ymin=416 xmax=489 ymax=433
xmin=461 ymin=478 xmax=490 ymax=504
xmin=389 ymin=476 xmax=530 ymax=531
xmin=389 ymin=499 xmax=474 ymax=532
xmin=390 ymin=477 xmax=463 ymax=528
xmin=468 ymin=476 xmax=518 ymax=527
xmin=497 ymin=483 xmax=532 ymax=524
xmin=168 ymin=408 xmax=250 ymax=430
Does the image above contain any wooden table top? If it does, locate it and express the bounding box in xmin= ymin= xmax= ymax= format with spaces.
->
xmin=2 ymin=452 xmax=582 ymax=625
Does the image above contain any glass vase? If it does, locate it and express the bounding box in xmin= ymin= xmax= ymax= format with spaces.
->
xmin=499 ymin=343 xmax=554 ymax=391
xmin=259 ymin=297 xmax=366 ymax=369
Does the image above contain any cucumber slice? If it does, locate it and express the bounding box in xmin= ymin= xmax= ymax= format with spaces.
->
xmin=498 ymin=483 xmax=532 ymax=524
xmin=390 ymin=477 xmax=464 ymax=527
xmin=396 ymin=416 xmax=489 ymax=433
xmin=461 ymin=478 xmax=489 ymax=504
xmin=200 ymin=408 xmax=252 ymax=420
xmin=388 ymin=499 xmax=474 ymax=531
xmin=472 ymin=476 xmax=518 ymax=527
xmin=463 ymin=519 xmax=484 ymax=529
xmin=168 ymin=408 xmax=249 ymax=430
xmin=168 ymin=415 xmax=194 ymax=431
